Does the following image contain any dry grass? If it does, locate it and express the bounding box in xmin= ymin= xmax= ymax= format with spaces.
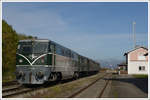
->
xmin=132 ymin=74 xmax=148 ymax=79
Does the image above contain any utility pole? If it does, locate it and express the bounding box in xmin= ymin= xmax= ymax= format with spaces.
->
xmin=133 ymin=21 xmax=136 ymax=48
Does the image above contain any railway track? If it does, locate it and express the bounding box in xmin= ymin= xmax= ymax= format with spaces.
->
xmin=2 ymin=82 xmax=58 ymax=98
xmin=98 ymin=79 xmax=110 ymax=97
xmin=2 ymin=80 xmax=19 ymax=87
xmin=3 ymin=85 xmax=22 ymax=93
xmin=2 ymin=73 xmax=109 ymax=98
xmin=68 ymin=73 xmax=111 ymax=98
xmin=2 ymin=86 xmax=33 ymax=98
xmin=2 ymin=80 xmax=27 ymax=98
xmin=2 ymin=78 xmax=73 ymax=98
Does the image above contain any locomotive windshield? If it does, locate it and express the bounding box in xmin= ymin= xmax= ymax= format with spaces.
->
xmin=33 ymin=42 xmax=48 ymax=53
xmin=17 ymin=41 xmax=48 ymax=54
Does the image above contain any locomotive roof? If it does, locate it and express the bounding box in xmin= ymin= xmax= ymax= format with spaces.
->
xmin=19 ymin=39 xmax=50 ymax=42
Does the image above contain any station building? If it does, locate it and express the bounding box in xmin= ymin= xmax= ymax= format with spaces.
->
xmin=124 ymin=46 xmax=148 ymax=74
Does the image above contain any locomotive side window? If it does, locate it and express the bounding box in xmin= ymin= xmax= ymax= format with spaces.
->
xmin=50 ymin=43 xmax=56 ymax=53
xmin=33 ymin=42 xmax=48 ymax=53
xmin=56 ymin=45 xmax=62 ymax=55
xmin=65 ymin=49 xmax=70 ymax=57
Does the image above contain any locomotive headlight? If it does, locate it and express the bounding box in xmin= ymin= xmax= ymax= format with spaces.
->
xmin=16 ymin=71 xmax=24 ymax=79
xmin=36 ymin=71 xmax=44 ymax=79
xmin=19 ymin=59 xmax=23 ymax=63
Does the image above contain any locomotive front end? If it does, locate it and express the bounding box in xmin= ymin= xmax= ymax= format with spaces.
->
xmin=16 ymin=40 xmax=52 ymax=84
xmin=16 ymin=65 xmax=51 ymax=84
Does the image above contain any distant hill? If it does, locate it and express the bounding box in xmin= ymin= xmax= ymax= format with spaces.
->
xmin=2 ymin=20 xmax=37 ymax=82
xmin=98 ymin=58 xmax=125 ymax=69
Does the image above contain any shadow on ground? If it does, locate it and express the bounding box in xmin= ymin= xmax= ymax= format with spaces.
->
xmin=104 ymin=75 xmax=148 ymax=94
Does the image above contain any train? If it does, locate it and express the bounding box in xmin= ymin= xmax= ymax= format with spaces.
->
xmin=15 ymin=39 xmax=100 ymax=84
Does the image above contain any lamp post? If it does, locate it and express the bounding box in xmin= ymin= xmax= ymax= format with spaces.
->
xmin=133 ymin=21 xmax=136 ymax=48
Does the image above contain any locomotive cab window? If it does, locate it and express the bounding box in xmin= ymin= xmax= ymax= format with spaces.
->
xmin=17 ymin=42 xmax=32 ymax=54
xmin=33 ymin=42 xmax=48 ymax=53
xmin=17 ymin=41 xmax=48 ymax=54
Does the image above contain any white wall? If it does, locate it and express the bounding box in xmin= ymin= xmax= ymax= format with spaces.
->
xmin=128 ymin=61 xmax=148 ymax=74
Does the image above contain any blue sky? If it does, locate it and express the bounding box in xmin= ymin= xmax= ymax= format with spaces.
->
xmin=2 ymin=2 xmax=148 ymax=61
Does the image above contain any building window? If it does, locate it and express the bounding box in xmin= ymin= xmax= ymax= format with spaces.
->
xmin=139 ymin=66 xmax=145 ymax=71
xmin=138 ymin=52 xmax=146 ymax=60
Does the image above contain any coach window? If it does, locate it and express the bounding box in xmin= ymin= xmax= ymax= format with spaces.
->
xmin=64 ymin=50 xmax=67 ymax=57
xmin=68 ymin=50 xmax=71 ymax=57
xmin=72 ymin=53 xmax=74 ymax=58
xmin=63 ymin=49 xmax=65 ymax=56
xmin=61 ymin=48 xmax=64 ymax=56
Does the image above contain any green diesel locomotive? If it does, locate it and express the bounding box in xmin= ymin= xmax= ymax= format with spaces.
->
xmin=16 ymin=39 xmax=100 ymax=84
